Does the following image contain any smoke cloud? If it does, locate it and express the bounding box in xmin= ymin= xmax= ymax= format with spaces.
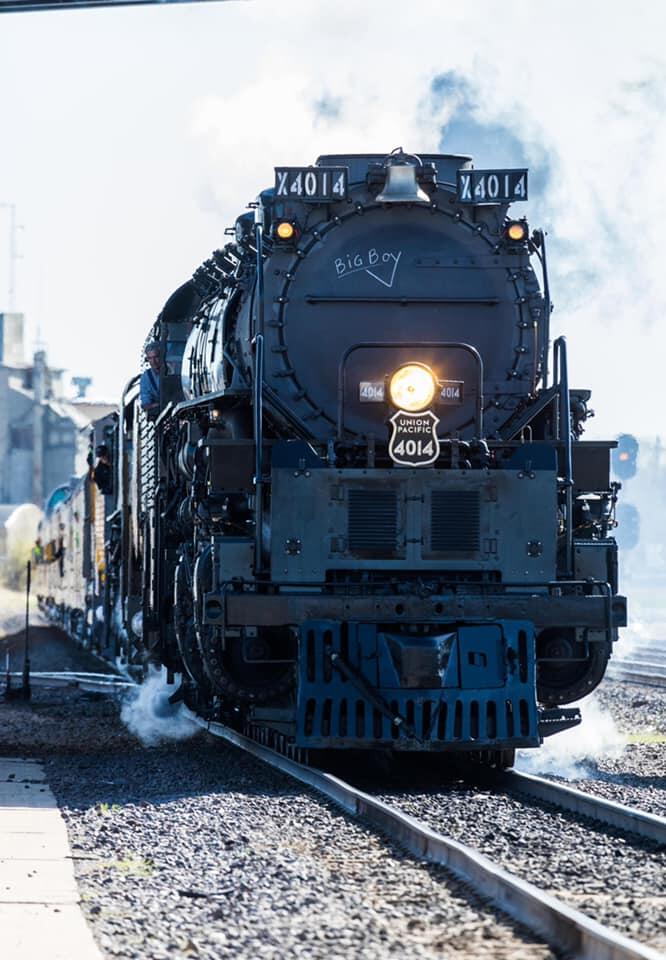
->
xmin=516 ymin=696 xmax=626 ymax=779
xmin=189 ymin=1 xmax=666 ymax=439
xmin=120 ymin=666 xmax=197 ymax=748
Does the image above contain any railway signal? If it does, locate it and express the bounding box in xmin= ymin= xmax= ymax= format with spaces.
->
xmin=612 ymin=433 xmax=639 ymax=481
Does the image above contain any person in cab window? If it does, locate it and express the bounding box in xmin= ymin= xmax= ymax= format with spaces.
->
xmin=140 ymin=342 xmax=161 ymax=418
xmin=93 ymin=444 xmax=113 ymax=495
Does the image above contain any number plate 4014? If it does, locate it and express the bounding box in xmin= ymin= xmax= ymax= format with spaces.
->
xmin=388 ymin=410 xmax=441 ymax=467
xmin=457 ymin=168 xmax=528 ymax=205
xmin=275 ymin=166 xmax=348 ymax=202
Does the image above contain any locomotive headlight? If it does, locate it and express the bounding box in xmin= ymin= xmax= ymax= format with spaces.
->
xmin=276 ymin=221 xmax=296 ymax=240
xmin=388 ymin=363 xmax=436 ymax=412
xmin=506 ymin=220 xmax=528 ymax=242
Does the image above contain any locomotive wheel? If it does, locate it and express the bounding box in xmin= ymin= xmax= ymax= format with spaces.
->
xmin=197 ymin=625 xmax=295 ymax=704
xmin=537 ymin=629 xmax=611 ymax=706
xmin=174 ymin=556 xmax=210 ymax=689
xmin=193 ymin=546 xmax=294 ymax=703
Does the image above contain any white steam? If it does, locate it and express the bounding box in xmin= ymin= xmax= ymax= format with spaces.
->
xmin=2 ymin=3 xmax=665 ymax=418
xmin=121 ymin=666 xmax=197 ymax=748
xmin=615 ymin=617 xmax=652 ymax=660
xmin=188 ymin=1 xmax=666 ymax=439
xmin=516 ymin=697 xmax=626 ymax=780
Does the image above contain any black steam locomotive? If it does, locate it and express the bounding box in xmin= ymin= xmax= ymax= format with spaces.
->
xmin=36 ymin=149 xmax=627 ymax=767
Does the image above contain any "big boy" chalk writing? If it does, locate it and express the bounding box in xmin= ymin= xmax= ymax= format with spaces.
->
xmin=333 ymin=248 xmax=402 ymax=288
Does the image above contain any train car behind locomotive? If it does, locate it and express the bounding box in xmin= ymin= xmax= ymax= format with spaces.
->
xmin=36 ymin=149 xmax=627 ymax=767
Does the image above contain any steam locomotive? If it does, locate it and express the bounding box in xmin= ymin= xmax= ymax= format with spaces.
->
xmin=36 ymin=149 xmax=627 ymax=767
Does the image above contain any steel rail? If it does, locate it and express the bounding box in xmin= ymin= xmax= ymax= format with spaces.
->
xmin=3 ymin=670 xmax=134 ymax=693
xmin=611 ymin=660 xmax=666 ymax=675
xmin=185 ymin=711 xmax=663 ymax=960
xmin=607 ymin=667 xmax=666 ymax=689
xmin=628 ymin=652 xmax=666 ymax=665
xmin=502 ymin=770 xmax=666 ymax=845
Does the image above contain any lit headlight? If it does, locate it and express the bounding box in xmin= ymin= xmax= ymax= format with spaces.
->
xmin=276 ymin=221 xmax=296 ymax=240
xmin=388 ymin=363 xmax=436 ymax=412
xmin=505 ymin=220 xmax=528 ymax=242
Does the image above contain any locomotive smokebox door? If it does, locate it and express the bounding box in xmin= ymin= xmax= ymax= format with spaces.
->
xmin=388 ymin=410 xmax=440 ymax=466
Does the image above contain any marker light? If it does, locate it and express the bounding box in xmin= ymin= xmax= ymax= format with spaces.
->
xmin=506 ymin=221 xmax=527 ymax=242
xmin=389 ymin=363 xmax=437 ymax=412
xmin=276 ymin=221 xmax=296 ymax=240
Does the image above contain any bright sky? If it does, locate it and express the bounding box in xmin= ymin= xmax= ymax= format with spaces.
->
xmin=0 ymin=0 xmax=664 ymax=438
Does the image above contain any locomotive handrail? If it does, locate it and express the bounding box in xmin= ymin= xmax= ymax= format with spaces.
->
xmin=253 ymin=203 xmax=266 ymax=573
xmin=553 ymin=337 xmax=574 ymax=578
xmin=118 ymin=373 xmax=141 ymax=634
xmin=337 ymin=340 xmax=484 ymax=440
xmin=531 ymin=229 xmax=551 ymax=388
xmin=154 ymin=400 xmax=175 ymax=428
xmin=119 ymin=374 xmax=140 ymax=504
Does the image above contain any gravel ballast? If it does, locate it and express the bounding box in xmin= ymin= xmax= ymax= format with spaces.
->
xmin=377 ymin=772 xmax=666 ymax=952
xmin=50 ymin=731 xmax=558 ymax=960
xmin=1 ymin=594 xmax=664 ymax=958
xmin=0 ymin=618 xmax=558 ymax=960
xmin=372 ymin=670 xmax=666 ymax=951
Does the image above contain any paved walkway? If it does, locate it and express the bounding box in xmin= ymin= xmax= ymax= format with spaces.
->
xmin=0 ymin=757 xmax=102 ymax=960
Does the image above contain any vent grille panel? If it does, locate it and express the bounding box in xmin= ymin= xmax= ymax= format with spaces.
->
xmin=348 ymin=489 xmax=398 ymax=553
xmin=431 ymin=491 xmax=481 ymax=552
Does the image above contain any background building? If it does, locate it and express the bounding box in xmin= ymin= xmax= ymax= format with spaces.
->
xmin=0 ymin=311 xmax=115 ymax=507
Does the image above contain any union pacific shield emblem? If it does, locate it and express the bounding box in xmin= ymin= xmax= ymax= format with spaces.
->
xmin=388 ymin=410 xmax=440 ymax=466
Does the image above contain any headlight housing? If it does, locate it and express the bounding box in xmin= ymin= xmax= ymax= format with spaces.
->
xmin=275 ymin=220 xmax=296 ymax=240
xmin=505 ymin=220 xmax=528 ymax=243
xmin=388 ymin=363 xmax=436 ymax=412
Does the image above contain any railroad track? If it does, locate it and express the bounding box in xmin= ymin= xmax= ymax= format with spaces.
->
xmin=186 ymin=711 xmax=665 ymax=960
xmin=606 ymin=638 xmax=666 ymax=687
xmin=4 ymin=669 xmax=134 ymax=694
xmin=628 ymin=646 xmax=666 ymax=665
xmin=7 ymin=657 xmax=664 ymax=955
xmin=607 ymin=661 xmax=666 ymax=688
xmin=490 ymin=769 xmax=666 ymax=845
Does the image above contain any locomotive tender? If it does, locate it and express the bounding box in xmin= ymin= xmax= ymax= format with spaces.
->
xmin=36 ymin=149 xmax=627 ymax=767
